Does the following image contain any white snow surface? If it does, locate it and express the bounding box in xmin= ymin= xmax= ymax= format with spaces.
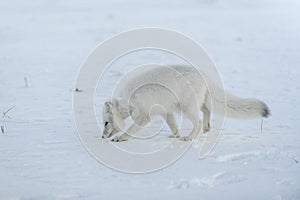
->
xmin=0 ymin=0 xmax=300 ymax=199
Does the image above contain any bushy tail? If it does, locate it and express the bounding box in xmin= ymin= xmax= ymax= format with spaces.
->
xmin=206 ymin=84 xmax=270 ymax=119
xmin=223 ymin=92 xmax=270 ymax=119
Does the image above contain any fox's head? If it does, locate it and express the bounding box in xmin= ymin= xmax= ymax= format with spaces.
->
xmin=102 ymin=100 xmax=125 ymax=139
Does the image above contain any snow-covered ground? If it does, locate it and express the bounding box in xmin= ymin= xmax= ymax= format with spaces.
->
xmin=1 ymin=0 xmax=300 ymax=199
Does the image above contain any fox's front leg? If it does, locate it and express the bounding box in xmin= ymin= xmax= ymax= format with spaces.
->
xmin=112 ymin=111 xmax=150 ymax=142
xmin=111 ymin=123 xmax=140 ymax=142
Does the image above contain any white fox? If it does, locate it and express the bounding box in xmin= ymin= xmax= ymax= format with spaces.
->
xmin=102 ymin=65 xmax=270 ymax=142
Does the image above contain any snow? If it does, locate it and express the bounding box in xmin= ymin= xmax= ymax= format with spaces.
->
xmin=1 ymin=0 xmax=300 ymax=199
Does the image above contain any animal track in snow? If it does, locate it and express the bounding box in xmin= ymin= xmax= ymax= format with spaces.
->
xmin=167 ymin=172 xmax=247 ymax=189
xmin=216 ymin=151 xmax=271 ymax=162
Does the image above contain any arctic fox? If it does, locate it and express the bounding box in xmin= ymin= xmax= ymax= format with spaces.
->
xmin=102 ymin=65 xmax=270 ymax=142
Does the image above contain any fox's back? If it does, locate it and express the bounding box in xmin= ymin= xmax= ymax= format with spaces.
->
xmin=115 ymin=64 xmax=207 ymax=102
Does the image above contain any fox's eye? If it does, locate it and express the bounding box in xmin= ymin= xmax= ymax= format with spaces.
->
xmin=104 ymin=122 xmax=108 ymax=126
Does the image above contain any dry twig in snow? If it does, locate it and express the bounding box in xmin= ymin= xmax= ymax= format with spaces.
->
xmin=2 ymin=105 xmax=15 ymax=119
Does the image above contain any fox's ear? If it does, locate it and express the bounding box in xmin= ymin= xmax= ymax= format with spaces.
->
xmin=104 ymin=101 xmax=112 ymax=111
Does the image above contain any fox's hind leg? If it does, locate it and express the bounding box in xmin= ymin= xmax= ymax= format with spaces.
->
xmin=181 ymin=120 xmax=202 ymax=141
xmin=201 ymin=90 xmax=211 ymax=133
xmin=201 ymin=105 xmax=211 ymax=133
xmin=164 ymin=113 xmax=180 ymax=138
xmin=181 ymin=111 xmax=202 ymax=141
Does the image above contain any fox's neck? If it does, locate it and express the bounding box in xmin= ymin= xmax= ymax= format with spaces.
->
xmin=118 ymin=108 xmax=129 ymax=119
xmin=114 ymin=99 xmax=130 ymax=119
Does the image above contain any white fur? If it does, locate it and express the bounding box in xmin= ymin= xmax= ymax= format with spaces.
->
xmin=102 ymin=65 xmax=270 ymax=142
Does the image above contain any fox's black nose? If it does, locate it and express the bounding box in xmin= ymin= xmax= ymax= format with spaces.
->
xmin=102 ymin=135 xmax=105 ymax=139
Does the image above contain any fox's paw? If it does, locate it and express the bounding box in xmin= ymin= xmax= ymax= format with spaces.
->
xmin=111 ymin=135 xmax=129 ymax=142
xmin=203 ymin=122 xmax=210 ymax=133
xmin=168 ymin=134 xmax=180 ymax=138
xmin=168 ymin=131 xmax=180 ymax=138
xmin=180 ymin=136 xmax=193 ymax=141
